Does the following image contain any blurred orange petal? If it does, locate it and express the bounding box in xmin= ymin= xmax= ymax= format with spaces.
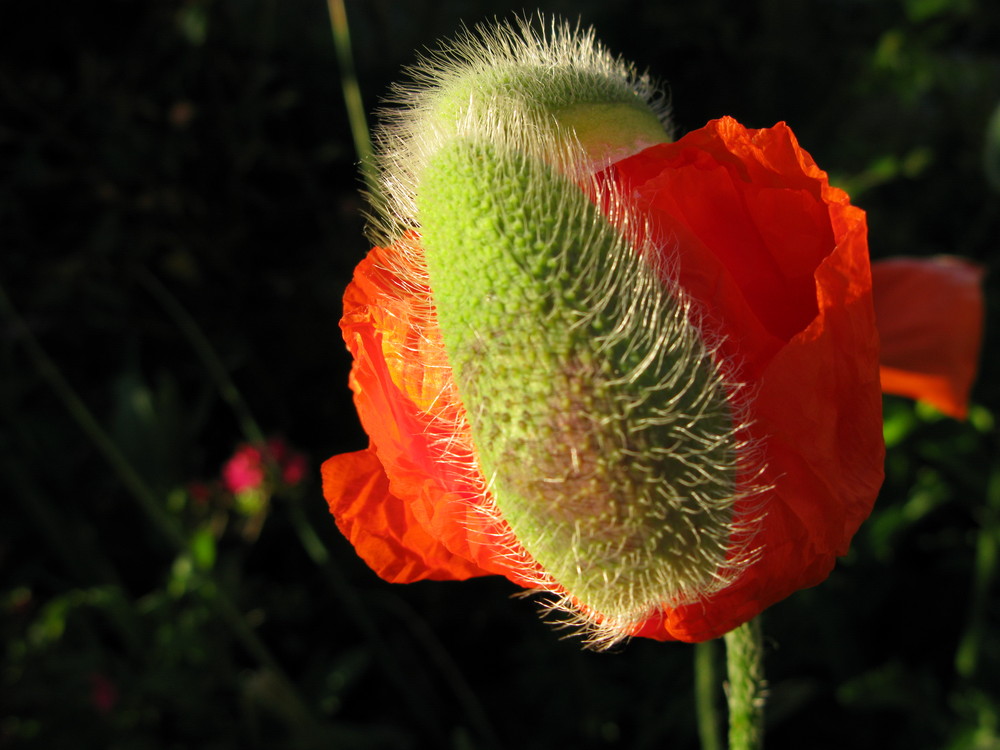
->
xmin=873 ymin=256 xmax=985 ymax=419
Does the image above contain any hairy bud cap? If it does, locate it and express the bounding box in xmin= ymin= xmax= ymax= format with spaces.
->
xmin=370 ymin=17 xmax=672 ymax=239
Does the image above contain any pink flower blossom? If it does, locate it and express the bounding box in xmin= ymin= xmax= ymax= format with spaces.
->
xmin=221 ymin=438 xmax=307 ymax=494
xmin=222 ymin=444 xmax=266 ymax=493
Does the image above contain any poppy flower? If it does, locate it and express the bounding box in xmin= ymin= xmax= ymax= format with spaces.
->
xmin=321 ymin=19 xmax=983 ymax=645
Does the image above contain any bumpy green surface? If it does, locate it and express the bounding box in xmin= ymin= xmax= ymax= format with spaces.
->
xmin=419 ymin=139 xmax=738 ymax=625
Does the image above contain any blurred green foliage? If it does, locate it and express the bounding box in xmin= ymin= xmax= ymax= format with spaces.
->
xmin=1 ymin=0 xmax=999 ymax=748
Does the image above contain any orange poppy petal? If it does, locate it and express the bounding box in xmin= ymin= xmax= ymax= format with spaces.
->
xmin=321 ymin=447 xmax=490 ymax=582
xmin=338 ymin=243 xmax=530 ymax=584
xmin=872 ymin=256 xmax=985 ymax=419
xmin=613 ymin=118 xmax=884 ymax=642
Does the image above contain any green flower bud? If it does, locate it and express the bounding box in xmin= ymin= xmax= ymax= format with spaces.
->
xmin=368 ymin=17 xmax=758 ymax=647
xmin=369 ymin=17 xmax=671 ymax=241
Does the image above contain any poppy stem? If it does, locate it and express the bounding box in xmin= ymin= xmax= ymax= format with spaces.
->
xmin=724 ymin=617 xmax=766 ymax=750
xmin=695 ymin=639 xmax=724 ymax=750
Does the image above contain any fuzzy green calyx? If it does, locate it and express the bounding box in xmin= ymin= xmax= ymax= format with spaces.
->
xmin=418 ymin=137 xmax=745 ymax=646
xmin=554 ymin=102 xmax=671 ymax=167
xmin=419 ymin=66 xmax=668 ymax=169
xmin=369 ymin=17 xmax=671 ymax=244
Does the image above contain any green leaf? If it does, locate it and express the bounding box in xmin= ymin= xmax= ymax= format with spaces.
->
xmin=190 ymin=525 xmax=217 ymax=571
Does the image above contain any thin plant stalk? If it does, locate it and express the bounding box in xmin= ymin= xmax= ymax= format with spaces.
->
xmin=325 ymin=0 xmax=378 ymax=196
xmin=0 ymin=278 xmax=318 ymax=731
xmin=695 ymin=639 xmax=724 ymax=750
xmin=955 ymin=464 xmax=1000 ymax=679
xmin=138 ymin=267 xmax=501 ymax=749
xmin=136 ymin=268 xmax=266 ymax=446
xmin=724 ymin=617 xmax=766 ymax=750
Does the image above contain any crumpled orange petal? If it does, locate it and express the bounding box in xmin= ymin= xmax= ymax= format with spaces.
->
xmin=336 ymin=241 xmax=531 ymax=585
xmin=612 ymin=117 xmax=884 ymax=641
xmin=872 ymin=256 xmax=985 ymax=419
xmin=322 ymin=447 xmax=489 ymax=581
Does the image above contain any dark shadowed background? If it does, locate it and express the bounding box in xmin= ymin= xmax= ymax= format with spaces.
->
xmin=2 ymin=1 xmax=999 ymax=748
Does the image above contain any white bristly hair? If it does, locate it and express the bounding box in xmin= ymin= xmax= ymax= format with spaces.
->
xmin=366 ymin=13 xmax=671 ymax=245
xmin=360 ymin=15 xmax=768 ymax=650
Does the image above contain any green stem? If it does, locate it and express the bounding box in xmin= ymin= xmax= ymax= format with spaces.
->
xmin=724 ymin=618 xmax=766 ymax=750
xmin=0 ymin=281 xmax=187 ymax=553
xmin=955 ymin=464 xmax=1000 ymax=679
xmin=0 ymin=279 xmax=318 ymax=730
xmin=695 ymin=639 xmax=724 ymax=750
xmin=285 ymin=501 xmax=445 ymax=742
xmin=376 ymin=592 xmax=505 ymax=750
xmin=135 ymin=268 xmax=266 ymax=445
xmin=138 ymin=268 xmax=481 ymax=746
xmin=325 ymin=0 xmax=378 ymax=196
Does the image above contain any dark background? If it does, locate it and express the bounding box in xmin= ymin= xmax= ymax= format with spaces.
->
xmin=2 ymin=1 xmax=999 ymax=748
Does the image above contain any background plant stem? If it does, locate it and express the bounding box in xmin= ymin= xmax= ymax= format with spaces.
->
xmin=325 ymin=0 xmax=378 ymax=196
xmin=955 ymin=464 xmax=1000 ymax=678
xmin=137 ymin=266 xmax=500 ymax=748
xmin=0 ymin=277 xmax=319 ymax=731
